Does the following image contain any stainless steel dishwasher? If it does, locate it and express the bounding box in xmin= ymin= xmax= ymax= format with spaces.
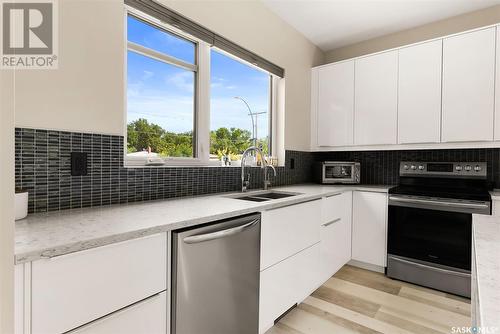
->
xmin=172 ymin=213 xmax=261 ymax=334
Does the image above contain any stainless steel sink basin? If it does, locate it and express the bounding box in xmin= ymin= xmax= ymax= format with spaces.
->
xmin=228 ymin=191 xmax=301 ymax=202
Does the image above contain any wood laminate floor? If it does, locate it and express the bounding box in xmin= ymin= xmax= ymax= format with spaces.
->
xmin=267 ymin=265 xmax=471 ymax=334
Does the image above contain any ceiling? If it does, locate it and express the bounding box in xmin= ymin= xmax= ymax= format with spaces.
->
xmin=262 ymin=0 xmax=500 ymax=51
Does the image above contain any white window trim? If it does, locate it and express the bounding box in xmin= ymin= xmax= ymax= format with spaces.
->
xmin=124 ymin=6 xmax=279 ymax=168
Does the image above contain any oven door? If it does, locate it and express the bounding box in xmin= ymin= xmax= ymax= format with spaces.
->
xmin=387 ymin=195 xmax=480 ymax=271
xmin=323 ymin=164 xmax=355 ymax=183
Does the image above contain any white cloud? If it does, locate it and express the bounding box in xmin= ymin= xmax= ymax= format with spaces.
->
xmin=166 ymin=71 xmax=194 ymax=93
xmin=128 ymin=89 xmax=194 ymax=133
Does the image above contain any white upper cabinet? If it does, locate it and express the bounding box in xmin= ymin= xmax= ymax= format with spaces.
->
xmin=354 ymin=51 xmax=398 ymax=145
xmin=398 ymin=40 xmax=442 ymax=144
xmin=442 ymin=28 xmax=496 ymax=142
xmin=316 ymin=61 xmax=355 ymax=147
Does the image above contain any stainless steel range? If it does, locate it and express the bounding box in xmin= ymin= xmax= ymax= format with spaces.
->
xmin=387 ymin=161 xmax=491 ymax=297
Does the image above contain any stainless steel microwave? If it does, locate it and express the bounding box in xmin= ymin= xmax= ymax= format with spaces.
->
xmin=318 ymin=162 xmax=360 ymax=184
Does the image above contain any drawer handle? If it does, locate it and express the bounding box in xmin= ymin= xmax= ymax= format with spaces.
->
xmin=322 ymin=218 xmax=341 ymax=227
xmin=388 ymin=255 xmax=471 ymax=278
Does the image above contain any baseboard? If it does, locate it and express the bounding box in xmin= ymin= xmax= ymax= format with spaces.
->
xmin=348 ymin=259 xmax=385 ymax=273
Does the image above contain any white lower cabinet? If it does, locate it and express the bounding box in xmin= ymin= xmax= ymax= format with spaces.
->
xmin=14 ymin=264 xmax=25 ymax=334
xmin=352 ymin=191 xmax=388 ymax=267
xmin=259 ymin=243 xmax=320 ymax=334
xmin=319 ymin=192 xmax=352 ymax=282
xmin=69 ymin=292 xmax=167 ymax=334
xmin=31 ymin=233 xmax=167 ymax=334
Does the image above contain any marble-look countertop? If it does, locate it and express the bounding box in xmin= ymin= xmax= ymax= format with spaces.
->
xmin=15 ymin=184 xmax=391 ymax=264
xmin=472 ymin=214 xmax=500 ymax=329
xmin=489 ymin=190 xmax=500 ymax=200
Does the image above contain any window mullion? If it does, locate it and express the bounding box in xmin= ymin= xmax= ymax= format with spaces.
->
xmin=127 ymin=41 xmax=198 ymax=72
xmin=196 ymin=41 xmax=211 ymax=164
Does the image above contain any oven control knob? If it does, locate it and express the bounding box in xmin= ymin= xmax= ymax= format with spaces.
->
xmin=418 ymin=165 xmax=425 ymax=170
xmin=465 ymin=165 xmax=472 ymax=171
xmin=455 ymin=165 xmax=462 ymax=171
xmin=403 ymin=164 xmax=409 ymax=170
xmin=474 ymin=165 xmax=482 ymax=172
xmin=410 ymin=165 xmax=416 ymax=170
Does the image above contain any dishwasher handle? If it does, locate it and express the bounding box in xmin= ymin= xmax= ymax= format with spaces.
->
xmin=183 ymin=219 xmax=259 ymax=244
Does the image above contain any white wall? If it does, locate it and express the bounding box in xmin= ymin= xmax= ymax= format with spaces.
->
xmin=0 ymin=69 xmax=15 ymax=334
xmin=13 ymin=0 xmax=324 ymax=151
xmin=14 ymin=0 xmax=125 ymax=135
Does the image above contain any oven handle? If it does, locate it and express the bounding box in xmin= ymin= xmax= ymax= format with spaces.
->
xmin=389 ymin=195 xmax=489 ymax=210
xmin=389 ymin=256 xmax=471 ymax=278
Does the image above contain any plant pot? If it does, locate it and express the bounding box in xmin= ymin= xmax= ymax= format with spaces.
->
xmin=15 ymin=191 xmax=28 ymax=220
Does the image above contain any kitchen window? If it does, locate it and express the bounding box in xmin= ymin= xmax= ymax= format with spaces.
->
xmin=210 ymin=49 xmax=273 ymax=163
xmin=125 ymin=5 xmax=282 ymax=167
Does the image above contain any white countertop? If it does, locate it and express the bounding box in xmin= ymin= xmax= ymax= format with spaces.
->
xmin=15 ymin=184 xmax=391 ymax=264
xmin=489 ymin=190 xmax=500 ymax=200
xmin=472 ymin=214 xmax=500 ymax=329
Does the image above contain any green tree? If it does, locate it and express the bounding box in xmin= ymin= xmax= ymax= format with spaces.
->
xmin=127 ymin=118 xmax=194 ymax=157
xmin=127 ymin=120 xmax=269 ymax=159
xmin=210 ymin=127 xmax=252 ymax=155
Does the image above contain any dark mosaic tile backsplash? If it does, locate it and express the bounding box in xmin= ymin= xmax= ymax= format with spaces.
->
xmin=16 ymin=127 xmax=500 ymax=214
xmin=15 ymin=128 xmax=315 ymax=214
xmin=314 ymin=149 xmax=500 ymax=187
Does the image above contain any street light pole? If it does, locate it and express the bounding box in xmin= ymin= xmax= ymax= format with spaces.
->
xmin=234 ymin=96 xmax=256 ymax=147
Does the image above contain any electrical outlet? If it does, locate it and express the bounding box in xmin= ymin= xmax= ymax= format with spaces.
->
xmin=71 ymin=152 xmax=88 ymax=176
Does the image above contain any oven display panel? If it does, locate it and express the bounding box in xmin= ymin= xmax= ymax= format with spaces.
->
xmin=427 ymin=163 xmax=453 ymax=173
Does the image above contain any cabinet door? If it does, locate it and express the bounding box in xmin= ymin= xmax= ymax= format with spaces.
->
xmin=442 ymin=28 xmax=495 ymax=142
xmin=317 ymin=61 xmax=355 ymax=147
xmin=70 ymin=292 xmax=166 ymax=334
xmin=398 ymin=40 xmax=442 ymax=144
xmin=354 ymin=51 xmax=398 ymax=145
xmin=495 ymin=27 xmax=500 ymax=141
xmin=259 ymin=243 xmax=320 ymax=334
xmin=352 ymin=191 xmax=387 ymax=267
xmin=261 ymin=199 xmax=321 ymax=270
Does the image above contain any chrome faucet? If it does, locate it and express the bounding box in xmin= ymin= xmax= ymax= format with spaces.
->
xmin=241 ymin=146 xmax=276 ymax=192
xmin=264 ymin=164 xmax=277 ymax=190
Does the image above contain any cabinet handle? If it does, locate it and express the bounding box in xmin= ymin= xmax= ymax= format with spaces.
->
xmin=326 ymin=193 xmax=341 ymax=198
xmin=322 ymin=218 xmax=341 ymax=227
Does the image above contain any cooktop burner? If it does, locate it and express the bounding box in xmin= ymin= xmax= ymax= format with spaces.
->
xmin=390 ymin=161 xmax=491 ymax=202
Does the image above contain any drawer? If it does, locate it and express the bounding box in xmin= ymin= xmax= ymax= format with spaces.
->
xmin=259 ymin=243 xmax=320 ymax=334
xmin=319 ymin=215 xmax=352 ymax=283
xmin=322 ymin=192 xmax=345 ymax=223
xmin=261 ymin=199 xmax=321 ymax=270
xmin=31 ymin=233 xmax=167 ymax=334
xmin=69 ymin=292 xmax=167 ymax=334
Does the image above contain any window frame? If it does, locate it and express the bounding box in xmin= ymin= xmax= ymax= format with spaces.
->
xmin=209 ymin=46 xmax=274 ymax=158
xmin=124 ymin=6 xmax=277 ymax=167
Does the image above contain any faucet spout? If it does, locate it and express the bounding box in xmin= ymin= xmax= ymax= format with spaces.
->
xmin=241 ymin=146 xmax=268 ymax=192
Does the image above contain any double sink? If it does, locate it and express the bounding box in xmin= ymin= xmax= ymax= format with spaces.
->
xmin=228 ymin=190 xmax=301 ymax=202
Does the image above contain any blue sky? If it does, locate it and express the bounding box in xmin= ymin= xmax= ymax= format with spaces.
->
xmin=127 ymin=15 xmax=270 ymax=139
